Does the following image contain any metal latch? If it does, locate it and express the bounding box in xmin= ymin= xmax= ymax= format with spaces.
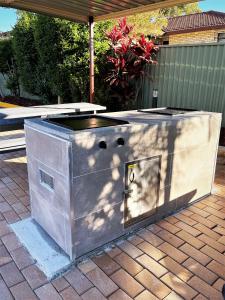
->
xmin=124 ymin=189 xmax=133 ymax=195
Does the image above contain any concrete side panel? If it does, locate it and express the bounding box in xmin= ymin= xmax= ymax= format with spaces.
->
xmin=133 ymin=122 xmax=176 ymax=155
xmin=27 ymin=158 xmax=71 ymax=214
xmin=72 ymin=124 xmax=174 ymax=177
xmin=30 ymin=188 xmax=72 ymax=258
xmin=72 ymin=127 xmax=132 ymax=176
xmin=173 ymin=115 xmax=221 ymax=153
xmin=25 ymin=126 xmax=71 ymax=175
xmin=71 ymin=167 xmax=124 ymax=219
xmin=71 ymin=153 xmax=170 ymax=220
xmin=73 ymin=202 xmax=124 ymax=258
xmin=156 ymin=186 xmax=176 ymax=218
xmin=169 ymin=147 xmax=215 ymax=204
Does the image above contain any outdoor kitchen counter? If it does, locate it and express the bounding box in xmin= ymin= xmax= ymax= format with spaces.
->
xmin=24 ymin=109 xmax=221 ymax=259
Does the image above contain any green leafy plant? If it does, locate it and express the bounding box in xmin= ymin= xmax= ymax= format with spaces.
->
xmin=106 ymin=18 xmax=158 ymax=110
xmin=0 ymin=38 xmax=20 ymax=97
xmin=12 ymin=12 xmax=112 ymax=104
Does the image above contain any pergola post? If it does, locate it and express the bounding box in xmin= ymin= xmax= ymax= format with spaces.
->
xmin=89 ymin=16 xmax=94 ymax=103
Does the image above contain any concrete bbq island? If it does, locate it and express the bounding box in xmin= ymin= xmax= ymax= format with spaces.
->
xmin=24 ymin=108 xmax=221 ymax=260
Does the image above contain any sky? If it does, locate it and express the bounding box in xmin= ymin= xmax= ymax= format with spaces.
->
xmin=0 ymin=0 xmax=225 ymax=31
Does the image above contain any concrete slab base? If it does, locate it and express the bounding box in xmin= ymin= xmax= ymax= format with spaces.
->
xmin=11 ymin=218 xmax=71 ymax=279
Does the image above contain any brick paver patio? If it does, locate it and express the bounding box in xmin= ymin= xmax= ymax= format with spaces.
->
xmin=0 ymin=147 xmax=225 ymax=299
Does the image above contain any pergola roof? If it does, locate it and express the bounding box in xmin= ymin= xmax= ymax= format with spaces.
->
xmin=0 ymin=0 xmax=196 ymax=23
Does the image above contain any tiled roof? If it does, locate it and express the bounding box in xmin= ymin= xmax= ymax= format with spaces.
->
xmin=163 ymin=11 xmax=225 ymax=34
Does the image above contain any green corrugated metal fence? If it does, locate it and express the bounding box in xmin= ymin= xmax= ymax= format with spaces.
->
xmin=140 ymin=43 xmax=225 ymax=126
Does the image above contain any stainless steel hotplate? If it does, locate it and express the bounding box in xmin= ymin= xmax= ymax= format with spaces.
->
xmin=45 ymin=115 xmax=129 ymax=131
xmin=138 ymin=107 xmax=197 ymax=116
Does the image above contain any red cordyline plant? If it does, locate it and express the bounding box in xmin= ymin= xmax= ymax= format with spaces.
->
xmin=106 ymin=18 xmax=158 ymax=110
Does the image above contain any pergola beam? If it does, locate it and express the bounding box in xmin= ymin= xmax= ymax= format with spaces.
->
xmin=1 ymin=0 xmax=199 ymax=23
xmin=96 ymin=0 xmax=198 ymax=21
xmin=0 ymin=0 xmax=87 ymax=22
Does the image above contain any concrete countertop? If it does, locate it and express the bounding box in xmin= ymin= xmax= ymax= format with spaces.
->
xmin=0 ymin=103 xmax=106 ymax=120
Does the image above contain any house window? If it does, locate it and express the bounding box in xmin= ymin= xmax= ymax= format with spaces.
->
xmin=218 ymin=33 xmax=225 ymax=43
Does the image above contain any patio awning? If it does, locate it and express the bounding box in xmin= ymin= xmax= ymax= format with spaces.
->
xmin=0 ymin=0 xmax=197 ymax=23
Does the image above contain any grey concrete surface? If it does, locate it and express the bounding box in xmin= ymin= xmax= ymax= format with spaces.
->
xmin=24 ymin=109 xmax=222 ymax=260
xmin=11 ymin=218 xmax=71 ymax=279
xmin=0 ymin=103 xmax=106 ymax=120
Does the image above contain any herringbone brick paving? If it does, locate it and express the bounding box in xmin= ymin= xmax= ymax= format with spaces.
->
xmin=0 ymin=148 xmax=224 ymax=299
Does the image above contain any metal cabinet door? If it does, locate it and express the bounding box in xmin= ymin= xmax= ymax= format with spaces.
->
xmin=124 ymin=156 xmax=161 ymax=227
